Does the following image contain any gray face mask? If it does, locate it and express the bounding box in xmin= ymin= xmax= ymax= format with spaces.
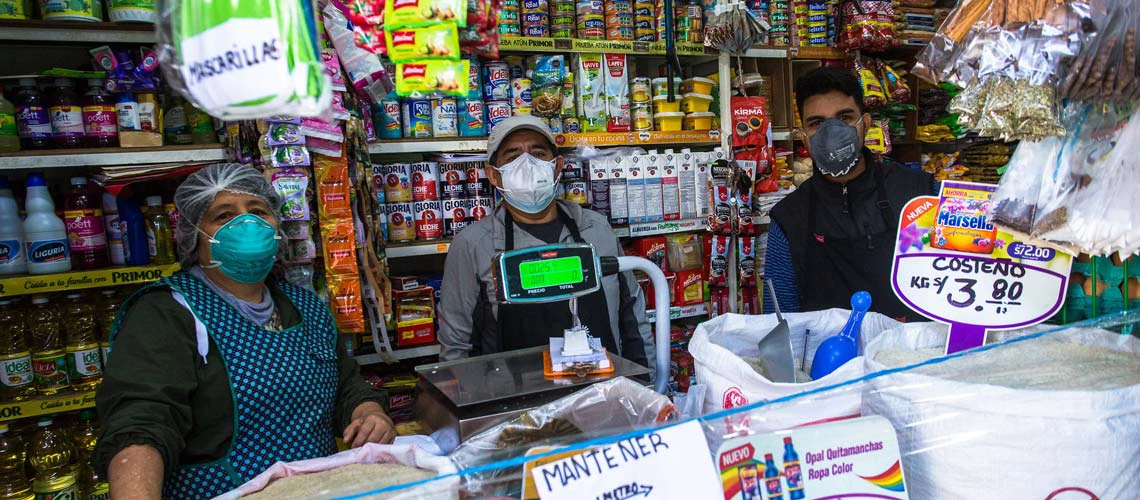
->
xmin=809 ymin=118 xmax=862 ymax=177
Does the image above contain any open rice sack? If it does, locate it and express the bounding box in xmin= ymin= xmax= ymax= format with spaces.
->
xmin=157 ymin=0 xmax=331 ymax=119
xmin=862 ymin=316 xmax=1140 ymax=499
xmin=689 ymin=311 xmax=900 ymax=430
xmin=213 ymin=443 xmax=459 ymax=500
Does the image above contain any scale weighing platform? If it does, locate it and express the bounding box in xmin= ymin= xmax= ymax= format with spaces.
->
xmin=411 ymin=242 xmax=670 ymax=442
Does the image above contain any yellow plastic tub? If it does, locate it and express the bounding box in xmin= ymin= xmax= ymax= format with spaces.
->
xmin=684 ymin=112 xmax=716 ymax=131
xmin=655 ymin=112 xmax=685 ymax=131
xmin=682 ymin=77 xmax=716 ymax=95
xmin=653 ymin=95 xmax=681 ymax=114
xmin=682 ymin=93 xmax=714 ymax=113
xmin=651 ymin=77 xmax=681 ymax=97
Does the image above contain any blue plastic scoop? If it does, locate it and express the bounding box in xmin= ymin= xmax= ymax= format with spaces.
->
xmin=809 ymin=291 xmax=872 ymax=380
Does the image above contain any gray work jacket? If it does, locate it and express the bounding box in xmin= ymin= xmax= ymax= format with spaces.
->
xmin=437 ymin=200 xmax=655 ymax=371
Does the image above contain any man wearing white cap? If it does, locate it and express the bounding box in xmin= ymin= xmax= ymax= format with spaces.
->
xmin=437 ymin=116 xmax=655 ymax=372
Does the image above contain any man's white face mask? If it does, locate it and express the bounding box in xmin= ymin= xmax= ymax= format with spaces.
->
xmin=494 ymin=153 xmax=561 ymax=214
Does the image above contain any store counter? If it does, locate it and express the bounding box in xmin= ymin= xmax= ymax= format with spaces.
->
xmin=412 ymin=346 xmax=652 ymax=443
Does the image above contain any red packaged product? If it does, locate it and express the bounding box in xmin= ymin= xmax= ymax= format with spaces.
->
xmin=634 ymin=236 xmax=668 ymax=271
xmin=673 ymin=269 xmax=705 ymax=307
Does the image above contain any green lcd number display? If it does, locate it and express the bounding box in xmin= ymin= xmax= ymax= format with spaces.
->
xmin=519 ymin=256 xmax=584 ymax=290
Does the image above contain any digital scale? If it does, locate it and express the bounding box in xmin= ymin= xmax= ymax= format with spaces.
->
xmin=493 ymin=243 xmax=611 ymax=376
xmin=413 ymin=243 xmax=673 ymax=443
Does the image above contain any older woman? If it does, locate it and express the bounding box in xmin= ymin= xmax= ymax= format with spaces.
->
xmin=94 ymin=164 xmax=394 ymax=499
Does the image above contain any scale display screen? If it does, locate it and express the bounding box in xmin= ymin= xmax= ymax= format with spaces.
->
xmin=519 ymin=256 xmax=584 ymax=290
xmin=493 ymin=243 xmax=602 ymax=303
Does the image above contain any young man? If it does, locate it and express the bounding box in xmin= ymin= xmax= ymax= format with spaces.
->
xmin=437 ymin=115 xmax=655 ymax=371
xmin=764 ymin=67 xmax=935 ymax=320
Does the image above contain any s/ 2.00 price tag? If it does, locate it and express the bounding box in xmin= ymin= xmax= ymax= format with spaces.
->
xmin=890 ymin=182 xmax=1073 ymax=354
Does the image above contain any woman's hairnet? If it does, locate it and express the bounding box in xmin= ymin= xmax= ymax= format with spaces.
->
xmin=174 ymin=163 xmax=281 ymax=267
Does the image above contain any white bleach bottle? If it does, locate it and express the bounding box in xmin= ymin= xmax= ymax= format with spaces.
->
xmin=23 ymin=172 xmax=71 ymax=274
xmin=0 ymin=175 xmax=26 ymax=275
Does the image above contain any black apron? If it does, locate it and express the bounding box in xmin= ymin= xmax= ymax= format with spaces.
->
xmin=497 ymin=207 xmax=618 ymax=353
xmin=799 ymin=171 xmax=913 ymax=321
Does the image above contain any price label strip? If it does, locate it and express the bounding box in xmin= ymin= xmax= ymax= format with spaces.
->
xmin=890 ymin=181 xmax=1073 ymax=354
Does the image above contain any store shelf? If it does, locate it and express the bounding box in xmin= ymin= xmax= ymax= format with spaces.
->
xmin=771 ymin=129 xmax=793 ymax=141
xmin=0 ymin=145 xmax=226 ymax=170
xmin=0 ymin=20 xmax=156 ymax=44
xmin=787 ymin=46 xmax=852 ymax=60
xmin=368 ymin=138 xmax=488 ymax=155
xmin=0 ymin=390 xmax=96 ymax=423
xmin=554 ymin=130 xmax=721 ymax=148
xmin=0 ymin=263 xmax=180 ymax=297
xmin=385 ymin=240 xmax=451 ymax=258
xmin=646 ymin=303 xmax=708 ymax=322
xmin=498 ymin=37 xmax=713 ymax=56
xmin=743 ymin=47 xmax=790 ymax=58
xmin=613 ymin=218 xmax=706 ymax=238
xmin=354 ymin=344 xmax=442 ymax=365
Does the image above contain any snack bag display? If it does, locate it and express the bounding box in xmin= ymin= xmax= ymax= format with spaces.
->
xmin=384 ymin=24 xmax=461 ymax=63
xmin=529 ymin=55 xmax=566 ymax=117
xmin=271 ymin=169 xmax=311 ymax=221
xmin=316 ymin=156 xmax=353 ymax=219
xmin=322 ymin=221 xmax=361 ymax=275
xmin=930 ymin=181 xmax=997 ymax=254
xmin=395 ymin=60 xmax=471 ymax=96
xmin=384 ymin=0 xmax=468 ymax=29
xmin=328 ymin=275 xmax=366 ymax=332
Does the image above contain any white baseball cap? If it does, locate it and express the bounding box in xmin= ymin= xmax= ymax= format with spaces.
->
xmin=486 ymin=115 xmax=557 ymax=164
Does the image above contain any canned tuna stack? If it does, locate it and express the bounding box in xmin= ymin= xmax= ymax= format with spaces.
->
xmin=633 ymin=0 xmax=656 ymax=41
xmin=604 ymin=0 xmax=634 ymax=41
xmin=550 ymin=0 xmax=576 ymax=38
xmin=522 ymin=0 xmax=551 ymax=37
xmin=500 ymin=0 xmax=522 ymax=37
xmin=577 ymin=0 xmax=606 ymax=39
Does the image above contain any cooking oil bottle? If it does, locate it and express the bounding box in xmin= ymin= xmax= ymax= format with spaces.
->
xmin=96 ymin=290 xmax=121 ymax=368
xmin=27 ymin=419 xmax=76 ymax=500
xmin=64 ymin=294 xmax=103 ymax=392
xmin=73 ymin=410 xmax=106 ymax=500
xmin=0 ymin=299 xmax=35 ymax=402
xmin=143 ymin=196 xmax=175 ymax=265
xmin=0 ymin=423 xmax=33 ymax=500
xmin=27 ymin=297 xmax=68 ymax=395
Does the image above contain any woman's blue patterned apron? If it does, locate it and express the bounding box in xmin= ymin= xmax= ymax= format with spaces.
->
xmin=116 ymin=272 xmax=339 ymax=499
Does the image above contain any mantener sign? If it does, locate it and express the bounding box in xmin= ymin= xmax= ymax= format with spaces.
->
xmin=890 ymin=181 xmax=1072 ymax=354
xmin=530 ymin=420 xmax=721 ymax=500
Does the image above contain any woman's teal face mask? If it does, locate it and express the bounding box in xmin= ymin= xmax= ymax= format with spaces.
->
xmin=198 ymin=213 xmax=281 ymax=283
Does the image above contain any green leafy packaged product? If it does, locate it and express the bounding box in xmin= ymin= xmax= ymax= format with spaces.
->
xmin=395 ymin=60 xmax=470 ymax=97
xmin=0 ymin=0 xmax=33 ymax=19
xmin=384 ymin=0 xmax=466 ymax=29
xmin=159 ymin=0 xmax=331 ymax=119
xmin=384 ymin=24 xmax=461 ymax=63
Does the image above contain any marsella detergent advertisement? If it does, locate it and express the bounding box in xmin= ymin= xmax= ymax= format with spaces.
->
xmin=717 ymin=416 xmax=908 ymax=500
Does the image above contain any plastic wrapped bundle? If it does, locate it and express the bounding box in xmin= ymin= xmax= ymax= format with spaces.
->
xmin=157 ymin=0 xmax=331 ymax=119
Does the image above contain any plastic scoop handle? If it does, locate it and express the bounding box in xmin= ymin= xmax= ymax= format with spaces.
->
xmin=838 ymin=291 xmax=873 ymax=343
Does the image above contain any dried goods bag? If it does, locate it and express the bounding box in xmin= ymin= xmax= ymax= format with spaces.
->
xmin=689 ymin=311 xmax=900 ymax=431
xmin=158 ymin=0 xmax=331 ymax=119
xmin=214 ymin=442 xmax=459 ymax=499
xmin=863 ymin=321 xmax=1140 ymax=499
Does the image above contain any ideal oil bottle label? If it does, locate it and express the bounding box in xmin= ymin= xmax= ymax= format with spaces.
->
xmin=67 ymin=347 xmax=103 ymax=378
xmin=0 ymin=110 xmax=16 ymax=136
xmin=0 ymin=352 xmax=34 ymax=388
xmin=26 ymin=238 xmax=69 ymax=264
xmin=32 ymin=352 xmax=69 ymax=391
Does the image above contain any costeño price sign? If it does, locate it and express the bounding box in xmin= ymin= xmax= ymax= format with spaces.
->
xmin=890 ymin=181 xmax=1072 ymax=354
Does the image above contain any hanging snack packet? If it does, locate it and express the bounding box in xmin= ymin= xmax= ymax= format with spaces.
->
xmin=300 ymin=117 xmax=345 ymax=142
xmin=395 ymin=60 xmax=471 ymax=96
xmin=323 ymin=3 xmax=393 ymax=103
xmin=384 ymin=0 xmax=468 ymax=29
xmin=323 ymin=221 xmax=361 ymax=274
xmin=855 ymin=56 xmax=887 ymax=109
xmin=286 ymin=239 xmax=318 ymax=263
xmin=316 ymin=156 xmax=353 ymax=219
xmin=160 ymin=0 xmax=330 ymax=119
xmin=322 ymin=48 xmax=348 ymax=92
xmin=328 ymin=276 xmax=366 ymax=332
xmin=269 ymin=145 xmax=312 ymax=167
xmin=737 ymin=187 xmax=755 ymax=236
xmin=283 ymin=264 xmax=316 ymax=291
xmin=708 ymin=234 xmax=730 ymax=287
xmin=711 ymin=180 xmax=732 ymax=235
xmin=739 ymin=236 xmax=756 ymax=287
xmin=266 ymin=122 xmax=304 ymax=146
xmin=271 ymin=169 xmax=311 ymax=221
xmin=307 ymin=137 xmax=344 ymax=157
xmin=385 ymin=24 xmax=461 ymax=63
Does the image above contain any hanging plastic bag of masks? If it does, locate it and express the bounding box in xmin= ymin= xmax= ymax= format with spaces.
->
xmin=156 ymin=0 xmax=331 ymax=119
